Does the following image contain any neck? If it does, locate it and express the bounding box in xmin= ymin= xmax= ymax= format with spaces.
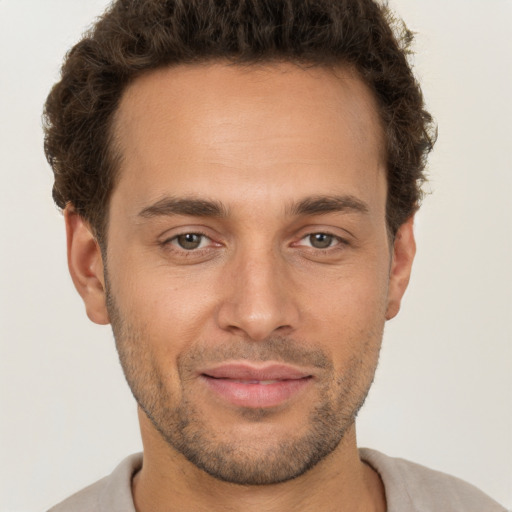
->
xmin=132 ymin=410 xmax=385 ymax=512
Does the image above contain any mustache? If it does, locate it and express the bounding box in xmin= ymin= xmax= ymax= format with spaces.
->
xmin=177 ymin=336 xmax=333 ymax=374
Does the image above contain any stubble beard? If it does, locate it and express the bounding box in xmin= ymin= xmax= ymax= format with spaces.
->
xmin=106 ymin=286 xmax=383 ymax=486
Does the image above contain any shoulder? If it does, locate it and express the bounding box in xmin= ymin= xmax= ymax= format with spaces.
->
xmin=47 ymin=477 xmax=106 ymax=512
xmin=47 ymin=453 xmax=142 ymax=512
xmin=359 ymin=448 xmax=507 ymax=512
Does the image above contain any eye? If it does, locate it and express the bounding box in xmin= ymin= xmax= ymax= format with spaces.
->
xmin=308 ymin=233 xmax=335 ymax=249
xmin=170 ymin=233 xmax=210 ymax=250
xmin=297 ymin=233 xmax=343 ymax=249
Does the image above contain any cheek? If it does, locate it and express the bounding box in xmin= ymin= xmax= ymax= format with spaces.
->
xmin=302 ymin=264 xmax=389 ymax=358
xmin=113 ymin=260 xmax=219 ymax=346
xmin=305 ymin=259 xmax=389 ymax=318
xmin=108 ymin=236 xmax=390 ymax=355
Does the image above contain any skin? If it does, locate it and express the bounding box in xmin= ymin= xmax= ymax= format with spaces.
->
xmin=66 ymin=62 xmax=416 ymax=512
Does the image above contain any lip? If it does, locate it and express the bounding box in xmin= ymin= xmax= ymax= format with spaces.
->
xmin=199 ymin=363 xmax=313 ymax=408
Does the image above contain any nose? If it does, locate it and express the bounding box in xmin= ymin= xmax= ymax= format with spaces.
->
xmin=216 ymin=247 xmax=300 ymax=341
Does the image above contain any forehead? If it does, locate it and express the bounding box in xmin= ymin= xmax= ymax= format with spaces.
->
xmin=111 ymin=62 xmax=386 ymax=216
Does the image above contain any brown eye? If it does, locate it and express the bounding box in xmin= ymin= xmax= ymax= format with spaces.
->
xmin=175 ymin=233 xmax=204 ymax=250
xmin=309 ymin=233 xmax=334 ymax=249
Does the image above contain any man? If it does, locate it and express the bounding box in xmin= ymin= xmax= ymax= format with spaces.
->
xmin=43 ymin=0 xmax=507 ymax=511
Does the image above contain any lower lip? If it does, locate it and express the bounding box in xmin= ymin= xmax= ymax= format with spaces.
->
xmin=202 ymin=376 xmax=312 ymax=408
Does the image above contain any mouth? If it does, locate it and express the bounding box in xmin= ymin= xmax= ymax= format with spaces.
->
xmin=199 ymin=363 xmax=314 ymax=408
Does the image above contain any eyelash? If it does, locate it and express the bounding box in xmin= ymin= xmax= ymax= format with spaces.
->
xmin=162 ymin=231 xmax=214 ymax=252
xmin=295 ymin=232 xmax=347 ymax=250
xmin=161 ymin=231 xmax=348 ymax=254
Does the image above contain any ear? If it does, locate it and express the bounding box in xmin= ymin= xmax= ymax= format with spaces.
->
xmin=65 ymin=205 xmax=110 ymax=325
xmin=386 ymin=216 xmax=416 ymax=320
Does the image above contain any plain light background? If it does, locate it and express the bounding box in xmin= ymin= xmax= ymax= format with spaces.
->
xmin=1 ymin=0 xmax=511 ymax=510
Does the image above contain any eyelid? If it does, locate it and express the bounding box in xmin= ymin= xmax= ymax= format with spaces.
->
xmin=158 ymin=224 xmax=217 ymax=243
xmin=294 ymin=232 xmax=346 ymax=249
xmin=292 ymin=223 xmax=352 ymax=242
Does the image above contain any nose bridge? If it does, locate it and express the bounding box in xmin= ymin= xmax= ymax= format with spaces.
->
xmin=217 ymin=241 xmax=298 ymax=340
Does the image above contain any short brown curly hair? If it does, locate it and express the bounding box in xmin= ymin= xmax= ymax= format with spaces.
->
xmin=44 ymin=0 xmax=435 ymax=243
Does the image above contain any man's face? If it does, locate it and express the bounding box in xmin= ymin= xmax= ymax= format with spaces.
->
xmin=84 ymin=63 xmax=412 ymax=484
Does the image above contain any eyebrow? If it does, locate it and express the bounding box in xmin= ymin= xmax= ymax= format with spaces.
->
xmin=137 ymin=194 xmax=369 ymax=220
xmin=138 ymin=197 xmax=228 ymax=218
xmin=287 ymin=195 xmax=369 ymax=217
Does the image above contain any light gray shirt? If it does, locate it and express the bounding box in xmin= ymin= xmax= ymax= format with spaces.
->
xmin=48 ymin=449 xmax=507 ymax=511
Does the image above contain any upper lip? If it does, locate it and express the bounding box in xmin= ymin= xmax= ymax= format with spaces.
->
xmin=200 ymin=363 xmax=312 ymax=381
